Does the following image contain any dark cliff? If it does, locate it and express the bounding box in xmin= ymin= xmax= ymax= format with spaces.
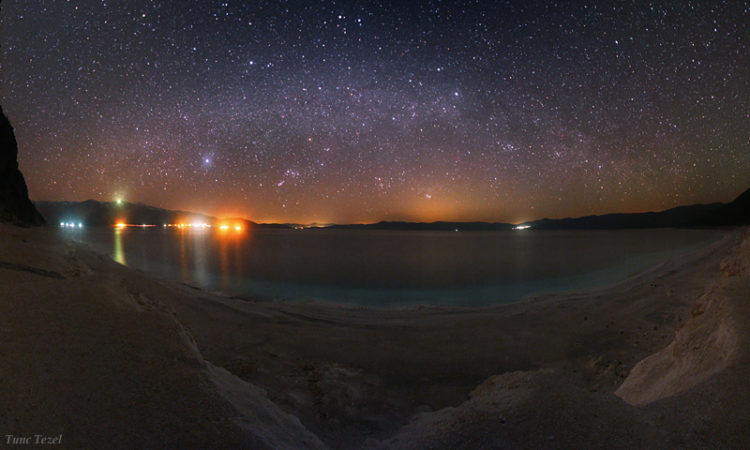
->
xmin=0 ymin=105 xmax=45 ymax=225
xmin=693 ymin=187 xmax=750 ymax=226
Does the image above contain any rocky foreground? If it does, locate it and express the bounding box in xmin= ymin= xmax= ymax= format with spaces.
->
xmin=0 ymin=225 xmax=748 ymax=448
xmin=0 ymin=106 xmax=44 ymax=225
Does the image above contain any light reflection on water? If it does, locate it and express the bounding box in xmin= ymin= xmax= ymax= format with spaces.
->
xmin=191 ymin=228 xmax=210 ymax=287
xmin=153 ymin=227 xmax=251 ymax=294
xmin=113 ymin=228 xmax=125 ymax=265
xmin=66 ymin=227 xmax=723 ymax=306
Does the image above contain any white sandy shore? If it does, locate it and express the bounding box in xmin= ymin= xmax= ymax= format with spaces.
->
xmin=0 ymin=224 xmax=748 ymax=448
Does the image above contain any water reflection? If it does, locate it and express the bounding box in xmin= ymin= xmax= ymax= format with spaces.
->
xmin=113 ymin=228 xmax=125 ymax=265
xmin=79 ymin=228 xmax=722 ymax=306
xmin=233 ymin=233 xmax=243 ymax=282
xmin=170 ymin=227 xmax=249 ymax=290
xmin=178 ymin=227 xmax=188 ymax=280
xmin=219 ymin=237 xmax=229 ymax=291
xmin=191 ymin=228 xmax=210 ymax=287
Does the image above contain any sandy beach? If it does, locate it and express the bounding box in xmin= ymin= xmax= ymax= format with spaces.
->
xmin=1 ymin=224 xmax=748 ymax=448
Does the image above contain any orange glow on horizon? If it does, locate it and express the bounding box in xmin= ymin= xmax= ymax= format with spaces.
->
xmin=114 ymin=222 xmax=157 ymax=228
xmin=218 ymin=221 xmax=245 ymax=233
xmin=112 ymin=219 xmax=248 ymax=233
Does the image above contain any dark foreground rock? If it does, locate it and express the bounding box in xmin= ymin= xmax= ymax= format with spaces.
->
xmin=0 ymin=105 xmax=45 ymax=225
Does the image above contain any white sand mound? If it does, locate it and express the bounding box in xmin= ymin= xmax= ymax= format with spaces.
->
xmin=616 ymin=233 xmax=749 ymax=406
xmin=615 ymin=290 xmax=739 ymax=405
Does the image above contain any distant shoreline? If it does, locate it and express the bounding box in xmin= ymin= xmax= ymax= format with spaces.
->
xmin=35 ymin=185 xmax=750 ymax=230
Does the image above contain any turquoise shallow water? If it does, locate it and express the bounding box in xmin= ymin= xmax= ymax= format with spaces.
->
xmin=60 ymin=227 xmax=723 ymax=307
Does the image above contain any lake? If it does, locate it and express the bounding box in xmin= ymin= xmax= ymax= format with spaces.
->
xmin=58 ymin=227 xmax=723 ymax=307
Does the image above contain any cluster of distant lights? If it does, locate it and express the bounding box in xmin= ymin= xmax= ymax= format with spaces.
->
xmin=114 ymin=222 xmax=244 ymax=232
xmin=65 ymin=220 xmax=528 ymax=231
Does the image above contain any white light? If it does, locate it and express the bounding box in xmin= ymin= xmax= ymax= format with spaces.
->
xmin=60 ymin=222 xmax=64 ymax=227
xmin=78 ymin=223 xmax=83 ymax=228
xmin=514 ymin=225 xmax=531 ymax=230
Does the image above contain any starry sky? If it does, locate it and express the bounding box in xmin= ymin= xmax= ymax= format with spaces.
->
xmin=1 ymin=1 xmax=748 ymax=224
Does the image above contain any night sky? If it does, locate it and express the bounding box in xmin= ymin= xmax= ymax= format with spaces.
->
xmin=1 ymin=1 xmax=748 ymax=224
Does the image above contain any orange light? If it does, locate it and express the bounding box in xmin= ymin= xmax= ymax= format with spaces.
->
xmin=115 ymin=222 xmax=126 ymax=229
xmin=219 ymin=224 xmax=229 ymax=231
xmin=234 ymin=225 xmax=243 ymax=231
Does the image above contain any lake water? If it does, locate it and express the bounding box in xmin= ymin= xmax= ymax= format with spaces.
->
xmin=58 ymin=227 xmax=723 ymax=307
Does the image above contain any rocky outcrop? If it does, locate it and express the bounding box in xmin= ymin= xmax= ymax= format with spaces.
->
xmin=0 ymin=105 xmax=45 ymax=225
xmin=615 ymin=231 xmax=750 ymax=406
xmin=699 ymin=187 xmax=750 ymax=226
xmin=614 ymin=286 xmax=739 ymax=406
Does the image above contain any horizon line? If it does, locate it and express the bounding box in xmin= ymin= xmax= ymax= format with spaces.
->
xmin=33 ymin=196 xmax=735 ymax=228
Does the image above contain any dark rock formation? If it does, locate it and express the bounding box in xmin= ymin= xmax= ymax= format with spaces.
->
xmin=693 ymin=187 xmax=750 ymax=226
xmin=0 ymin=105 xmax=45 ymax=225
